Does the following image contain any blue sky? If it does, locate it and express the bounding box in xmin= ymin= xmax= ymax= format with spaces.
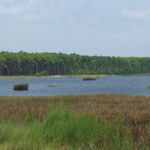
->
xmin=0 ymin=0 xmax=150 ymax=56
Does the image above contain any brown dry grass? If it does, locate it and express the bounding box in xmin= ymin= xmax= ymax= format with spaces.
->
xmin=0 ymin=94 xmax=150 ymax=146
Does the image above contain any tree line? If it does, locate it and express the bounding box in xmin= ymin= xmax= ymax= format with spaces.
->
xmin=0 ymin=51 xmax=150 ymax=75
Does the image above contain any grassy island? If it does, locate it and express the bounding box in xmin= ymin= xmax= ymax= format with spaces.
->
xmin=13 ymin=83 xmax=28 ymax=90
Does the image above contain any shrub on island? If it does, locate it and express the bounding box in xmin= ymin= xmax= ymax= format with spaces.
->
xmin=83 ymin=77 xmax=96 ymax=81
xmin=146 ymin=85 xmax=150 ymax=89
xmin=48 ymin=84 xmax=63 ymax=87
xmin=13 ymin=83 xmax=28 ymax=91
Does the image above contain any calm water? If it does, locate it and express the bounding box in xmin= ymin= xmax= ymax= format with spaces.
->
xmin=0 ymin=76 xmax=150 ymax=96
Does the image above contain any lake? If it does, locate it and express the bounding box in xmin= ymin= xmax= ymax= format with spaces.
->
xmin=0 ymin=76 xmax=150 ymax=96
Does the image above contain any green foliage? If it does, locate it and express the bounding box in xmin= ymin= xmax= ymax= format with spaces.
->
xmin=0 ymin=124 xmax=13 ymax=143
xmin=48 ymin=84 xmax=63 ymax=87
xmin=43 ymin=105 xmax=105 ymax=146
xmin=146 ymin=85 xmax=150 ymax=89
xmin=24 ymin=113 xmax=38 ymax=125
xmin=0 ymin=51 xmax=150 ymax=76
xmin=35 ymin=70 xmax=48 ymax=76
xmin=83 ymin=77 xmax=96 ymax=80
xmin=0 ymin=114 xmax=3 ymax=125
xmin=0 ymin=105 xmax=145 ymax=150
xmin=13 ymin=83 xmax=28 ymax=91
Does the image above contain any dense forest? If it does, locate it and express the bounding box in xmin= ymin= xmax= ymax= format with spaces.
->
xmin=0 ymin=51 xmax=150 ymax=75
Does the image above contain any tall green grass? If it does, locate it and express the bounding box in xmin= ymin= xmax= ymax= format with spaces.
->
xmin=0 ymin=105 xmax=137 ymax=150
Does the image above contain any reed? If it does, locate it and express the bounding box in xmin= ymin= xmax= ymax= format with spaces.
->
xmin=0 ymin=104 xmax=133 ymax=150
xmin=0 ymin=94 xmax=150 ymax=149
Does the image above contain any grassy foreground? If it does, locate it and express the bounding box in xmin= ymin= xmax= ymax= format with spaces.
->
xmin=0 ymin=94 xmax=150 ymax=149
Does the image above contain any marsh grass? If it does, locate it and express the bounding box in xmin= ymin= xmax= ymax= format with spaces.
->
xmin=0 ymin=95 xmax=150 ymax=149
xmin=0 ymin=104 xmax=134 ymax=150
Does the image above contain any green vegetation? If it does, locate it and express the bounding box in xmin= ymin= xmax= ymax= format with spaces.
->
xmin=0 ymin=105 xmax=133 ymax=150
xmin=147 ymin=85 xmax=150 ymax=89
xmin=83 ymin=77 xmax=96 ymax=80
xmin=1 ymin=51 xmax=150 ymax=76
xmin=0 ymin=95 xmax=150 ymax=149
xmin=13 ymin=83 xmax=28 ymax=91
xmin=48 ymin=84 xmax=63 ymax=87
xmin=0 ymin=74 xmax=121 ymax=79
xmin=35 ymin=70 xmax=48 ymax=76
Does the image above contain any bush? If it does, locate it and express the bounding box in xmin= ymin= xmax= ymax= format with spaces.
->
xmin=48 ymin=84 xmax=63 ymax=87
xmin=147 ymin=85 xmax=150 ymax=89
xmin=83 ymin=77 xmax=96 ymax=80
xmin=35 ymin=70 xmax=48 ymax=76
xmin=13 ymin=83 xmax=28 ymax=91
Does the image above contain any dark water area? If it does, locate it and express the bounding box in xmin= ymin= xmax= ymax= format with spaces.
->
xmin=0 ymin=76 xmax=150 ymax=96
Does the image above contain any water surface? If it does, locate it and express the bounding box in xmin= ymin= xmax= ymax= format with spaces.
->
xmin=0 ymin=76 xmax=150 ymax=96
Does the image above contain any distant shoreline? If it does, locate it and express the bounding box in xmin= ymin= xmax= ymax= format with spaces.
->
xmin=0 ymin=74 xmax=150 ymax=79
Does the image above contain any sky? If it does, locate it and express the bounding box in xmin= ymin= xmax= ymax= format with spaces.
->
xmin=0 ymin=0 xmax=150 ymax=57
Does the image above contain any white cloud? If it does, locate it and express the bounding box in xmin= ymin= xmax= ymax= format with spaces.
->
xmin=22 ymin=13 xmax=43 ymax=21
xmin=114 ymin=32 xmax=129 ymax=42
xmin=122 ymin=10 xmax=150 ymax=19
xmin=0 ymin=5 xmax=25 ymax=15
xmin=88 ymin=17 xmax=100 ymax=25
xmin=21 ymin=11 xmax=61 ymax=22
xmin=133 ymin=27 xmax=144 ymax=34
xmin=0 ymin=0 xmax=14 ymax=4
xmin=0 ymin=0 xmax=61 ymax=22
xmin=0 ymin=0 xmax=31 ymax=16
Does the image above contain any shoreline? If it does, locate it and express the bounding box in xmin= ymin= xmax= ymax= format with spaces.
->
xmin=0 ymin=74 xmax=150 ymax=79
xmin=0 ymin=94 xmax=149 ymax=98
